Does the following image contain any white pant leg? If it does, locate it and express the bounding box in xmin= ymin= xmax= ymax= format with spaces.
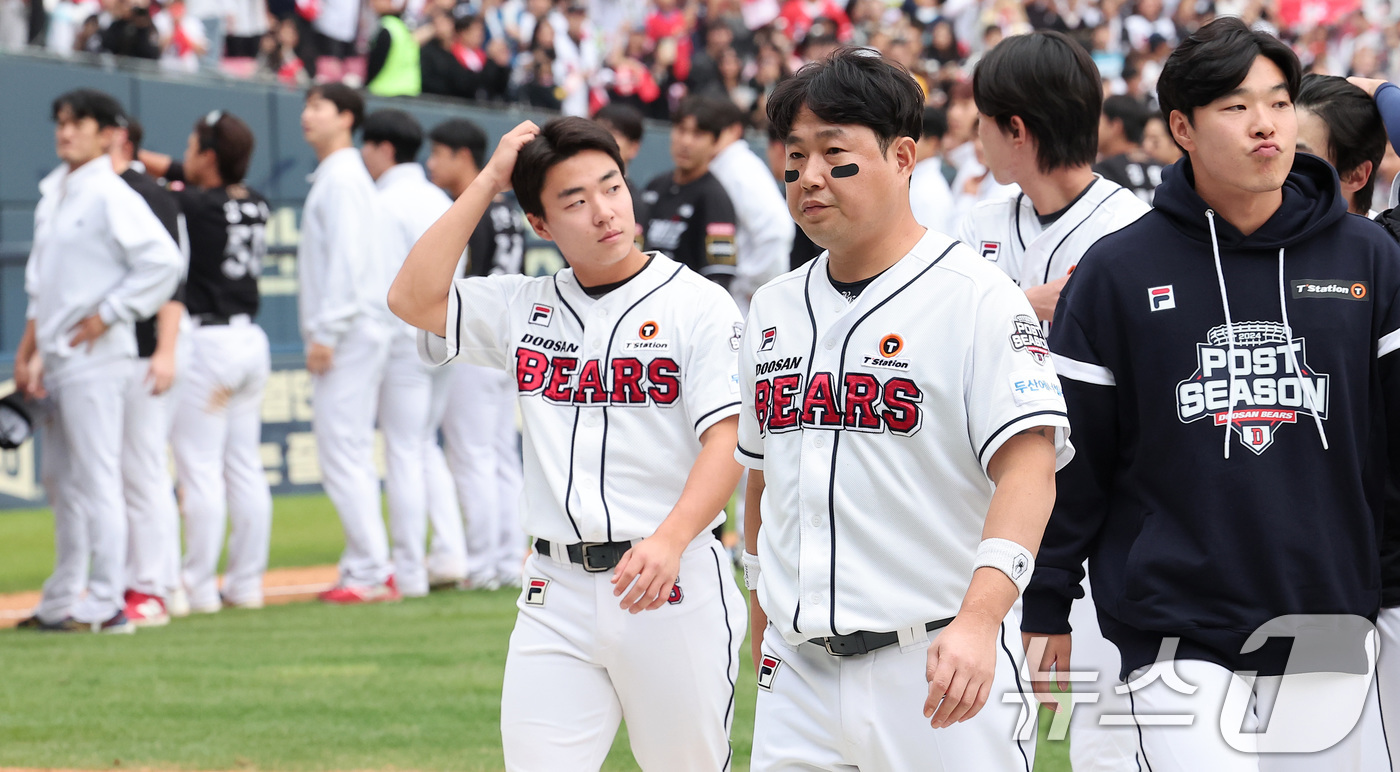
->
xmin=424 ymin=364 xmax=467 ymax=581
xmin=752 ymin=613 xmax=1033 ymax=771
xmin=1067 ymin=572 xmax=1144 ymax=772
xmin=35 ymin=397 xmax=83 ymax=624
xmin=491 ymin=374 xmax=524 ymax=582
xmin=123 ymin=358 xmax=179 ymax=599
xmin=173 ymin=331 xmax=233 ymax=610
xmin=443 ymin=362 xmax=504 ymax=586
xmin=220 ymin=326 xmax=272 ymax=604
xmin=379 ymin=336 xmax=433 ymax=597
xmin=1373 ymin=607 xmax=1400 ymax=770
xmin=47 ymin=361 xmax=134 ymax=624
xmin=312 ymin=320 xmax=391 ymax=587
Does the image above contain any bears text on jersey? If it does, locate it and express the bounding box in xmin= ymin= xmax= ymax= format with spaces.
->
xmin=753 ymin=371 xmax=923 ymax=436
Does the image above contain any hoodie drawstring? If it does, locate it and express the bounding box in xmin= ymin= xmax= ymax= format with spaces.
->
xmin=1206 ymin=210 xmax=1236 ymax=459
xmin=1277 ymin=247 xmax=1329 ymax=450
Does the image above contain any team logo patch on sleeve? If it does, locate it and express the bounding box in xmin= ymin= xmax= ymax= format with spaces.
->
xmin=1009 ymin=316 xmax=1050 ymax=363
xmin=980 ymin=241 xmax=1001 ymax=261
xmin=759 ymin=327 xmax=777 ymax=352
xmin=730 ymin=323 xmax=744 ymax=351
xmin=757 ymin=655 xmax=783 ymax=691
xmin=529 ymin=304 xmax=554 ymax=327
xmin=524 ymin=578 xmax=550 ymax=606
xmin=1148 ymin=285 xmax=1175 ymax=312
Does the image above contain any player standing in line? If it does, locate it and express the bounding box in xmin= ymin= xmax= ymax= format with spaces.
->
xmin=739 ymin=49 xmax=1071 ymax=770
xmin=14 ymin=89 xmax=182 ymax=633
xmin=909 ymin=105 xmax=957 ymax=236
xmin=298 ymin=83 xmax=397 ymax=604
xmin=1021 ymin=19 xmax=1400 ymax=770
xmin=359 ymin=109 xmax=463 ymax=598
xmin=1093 ymin=95 xmax=1164 ymax=205
xmin=141 ymin=111 xmax=275 ymax=614
xmin=592 ymin=103 xmax=644 ymax=190
xmin=1295 ymin=76 xmax=1388 ymax=218
xmin=637 ymin=96 xmax=740 ymax=290
xmin=955 ymin=31 xmax=1150 ymax=772
xmin=110 ymin=116 xmax=188 ymax=627
xmin=390 ymin=117 xmax=746 ymax=771
xmin=424 ymin=117 xmax=526 ymax=590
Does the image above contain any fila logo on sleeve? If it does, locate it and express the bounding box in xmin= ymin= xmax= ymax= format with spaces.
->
xmin=1149 ymin=285 xmax=1175 ymax=312
xmin=529 ymin=304 xmax=554 ymax=327
xmin=525 ymin=578 xmax=550 ymax=606
xmin=759 ymin=327 xmax=777 ymax=352
xmin=756 ymin=655 xmax=783 ymax=691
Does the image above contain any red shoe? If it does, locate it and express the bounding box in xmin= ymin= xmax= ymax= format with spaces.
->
xmin=317 ymin=581 xmax=401 ymax=604
xmin=123 ymin=590 xmax=170 ymax=628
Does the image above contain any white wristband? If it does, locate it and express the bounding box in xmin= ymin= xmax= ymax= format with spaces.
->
xmin=973 ymin=538 xmax=1034 ymax=595
xmin=742 ymin=552 xmax=761 ymax=591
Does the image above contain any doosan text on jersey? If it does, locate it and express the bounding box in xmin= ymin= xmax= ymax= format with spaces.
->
xmin=1024 ymin=153 xmax=1400 ymax=679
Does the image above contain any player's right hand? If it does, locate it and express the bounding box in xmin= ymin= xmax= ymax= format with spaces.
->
xmin=305 ymin=342 xmax=335 ymax=376
xmin=481 ymin=121 xmax=541 ymax=195
xmin=1021 ymin=632 xmax=1072 ymax=711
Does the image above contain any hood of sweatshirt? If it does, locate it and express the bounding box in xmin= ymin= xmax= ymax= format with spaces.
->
xmin=1152 ymin=152 xmax=1348 ymax=251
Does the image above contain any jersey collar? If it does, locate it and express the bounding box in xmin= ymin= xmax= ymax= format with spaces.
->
xmin=554 ymin=251 xmax=677 ymax=312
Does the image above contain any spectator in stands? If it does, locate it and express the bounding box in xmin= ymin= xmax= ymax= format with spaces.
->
xmin=309 ymin=0 xmax=359 ymax=79
xmin=101 ymin=0 xmax=160 ymax=60
xmin=225 ymin=0 xmax=269 ymax=59
xmin=154 ymin=0 xmax=209 ymax=72
xmin=686 ymin=22 xmax=734 ymax=96
xmin=599 ymin=29 xmax=666 ymax=120
xmin=1094 ymin=94 xmax=1162 ymax=203
xmin=553 ymin=2 xmax=598 ymax=116
xmin=185 ymin=0 xmax=228 ymax=68
xmin=259 ymin=17 xmax=308 ymax=84
xmin=517 ymin=22 xmax=561 ymax=110
xmin=366 ymin=0 xmax=422 ymax=96
xmin=74 ymin=14 xmax=105 ymax=54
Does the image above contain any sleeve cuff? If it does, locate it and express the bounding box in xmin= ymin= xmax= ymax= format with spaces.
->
xmin=1020 ymin=586 xmax=1075 ymax=635
xmin=693 ymin=401 xmax=740 ymax=438
xmin=977 ymin=410 xmax=1072 ymax=475
xmin=418 ymin=329 xmax=453 ymax=366
xmin=735 ymin=443 xmax=764 ymax=470
xmin=97 ymin=298 xmax=125 ymax=326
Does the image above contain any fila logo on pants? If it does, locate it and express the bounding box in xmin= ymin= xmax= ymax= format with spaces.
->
xmin=757 ymin=655 xmax=783 ymax=691
xmin=525 ymin=578 xmax=549 ymax=606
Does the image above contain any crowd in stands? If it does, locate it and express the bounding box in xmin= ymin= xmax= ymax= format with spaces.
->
xmin=3 ymin=0 xmax=1399 ymax=122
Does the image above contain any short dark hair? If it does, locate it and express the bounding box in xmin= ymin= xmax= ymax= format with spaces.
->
xmin=124 ymin=115 xmax=144 ymax=154
xmin=921 ymin=106 xmax=948 ymax=140
xmin=674 ymin=94 xmax=745 ymax=136
xmin=511 ymin=116 xmax=626 ymax=219
xmin=593 ymin=103 xmax=645 ymax=144
xmin=972 ymin=30 xmax=1101 ymax=172
xmin=1157 ymin=17 xmax=1301 ymax=138
xmin=194 ymin=110 xmax=256 ymax=184
xmin=1297 ymin=73 xmax=1386 ymax=212
xmin=362 ymin=109 xmax=423 ymax=164
xmin=306 ymin=82 xmax=365 ymax=132
xmin=767 ymin=47 xmax=923 ymax=155
xmin=1102 ymin=95 xmax=1148 ymax=145
xmin=429 ymin=118 xmax=488 ymax=169
xmin=51 ymin=88 xmax=126 ymax=130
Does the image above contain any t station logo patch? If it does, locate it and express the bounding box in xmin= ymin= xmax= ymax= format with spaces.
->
xmin=1009 ymin=315 xmax=1050 ymax=363
xmin=1175 ymin=322 xmax=1330 ymax=454
xmin=756 ymin=654 xmax=784 ymax=691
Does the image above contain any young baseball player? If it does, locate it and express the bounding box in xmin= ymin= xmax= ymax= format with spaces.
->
xmin=1294 ymin=75 xmax=1388 ymax=218
xmin=1021 ymin=19 xmax=1400 ymax=770
xmin=14 ymin=89 xmax=182 ymax=633
xmin=957 ymin=31 xmax=1150 ymax=771
xmin=142 ymin=110 xmax=275 ymax=613
xmin=389 ymin=117 xmax=747 ymax=771
xmin=359 ymin=109 xmax=462 ymax=598
xmin=424 ymin=117 xmax=526 ymax=590
xmin=739 ymin=49 xmax=1072 ymax=770
xmin=298 ymin=83 xmax=397 ymax=604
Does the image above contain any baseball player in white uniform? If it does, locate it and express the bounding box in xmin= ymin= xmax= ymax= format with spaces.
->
xmin=740 ymin=50 xmax=1072 ymax=770
xmin=389 ymin=117 xmax=747 ymax=771
xmin=14 ymin=89 xmax=182 ymax=633
xmin=297 ymin=83 xmax=396 ymax=603
xmin=957 ymin=32 xmax=1150 ymax=772
xmin=360 ymin=108 xmax=464 ymax=599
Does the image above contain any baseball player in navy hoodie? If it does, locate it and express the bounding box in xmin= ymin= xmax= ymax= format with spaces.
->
xmin=1022 ymin=18 xmax=1400 ymax=770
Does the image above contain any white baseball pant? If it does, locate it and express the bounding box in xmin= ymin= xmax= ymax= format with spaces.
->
xmin=751 ymin=613 xmax=1035 ymax=771
xmin=1064 ymin=572 xmax=1144 ymax=771
xmin=1123 ymin=655 xmax=1385 ymax=771
xmin=423 ymin=366 xmax=466 ymax=584
xmin=443 ymin=362 xmax=523 ymax=587
xmin=1362 ymin=606 xmax=1400 ymax=770
xmin=500 ymin=539 xmax=745 ymax=772
xmin=35 ymin=358 xmax=136 ymax=625
xmin=123 ymin=353 xmax=182 ymax=599
xmin=172 ymin=319 xmax=273 ymax=609
xmin=312 ymin=317 xmax=392 ymax=587
xmin=379 ymin=334 xmax=461 ymax=597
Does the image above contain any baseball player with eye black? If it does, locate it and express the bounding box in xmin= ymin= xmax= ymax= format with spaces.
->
xmin=958 ymin=31 xmax=1150 ymax=772
xmin=738 ymin=49 xmax=1072 ymax=770
xmin=390 ymin=117 xmax=746 ymax=771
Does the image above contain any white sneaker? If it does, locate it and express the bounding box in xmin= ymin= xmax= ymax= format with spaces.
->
xmin=167 ymin=587 xmax=191 ymax=618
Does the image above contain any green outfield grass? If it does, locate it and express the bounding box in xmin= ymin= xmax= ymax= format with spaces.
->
xmin=0 ymin=494 xmax=1071 ymax=771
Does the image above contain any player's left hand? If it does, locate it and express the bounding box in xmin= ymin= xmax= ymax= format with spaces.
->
xmin=924 ymin=613 xmax=999 ymax=729
xmin=611 ymin=532 xmax=685 ymax=614
xmin=68 ymin=314 xmax=109 ymax=350
xmin=306 ymin=343 xmax=335 ymax=375
xmin=1024 ymin=274 xmax=1070 ymax=322
xmin=146 ymin=349 xmax=177 ymax=395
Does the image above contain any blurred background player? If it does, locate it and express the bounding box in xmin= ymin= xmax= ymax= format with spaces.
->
xmin=1295 ymin=76 xmax=1388 ymax=218
xmin=424 ymin=117 xmax=525 ymax=590
xmin=910 ymin=104 xmax=957 ymax=235
xmin=142 ymin=110 xmax=274 ymax=614
xmin=1141 ymin=110 xmax=1183 ymax=168
xmin=110 ymin=114 xmax=187 ymax=627
xmin=360 ymin=108 xmax=463 ymax=598
xmin=592 ymin=102 xmax=644 ymax=191
xmin=298 ymin=83 xmax=397 ymax=604
xmin=637 ymin=95 xmax=739 ymax=290
xmin=1094 ymin=94 xmax=1163 ymax=204
xmin=765 ymin=122 xmax=824 ymax=270
xmin=15 ymin=88 xmax=182 ymax=634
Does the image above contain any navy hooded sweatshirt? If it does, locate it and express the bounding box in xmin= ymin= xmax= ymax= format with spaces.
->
xmin=1022 ymin=153 xmax=1400 ymax=679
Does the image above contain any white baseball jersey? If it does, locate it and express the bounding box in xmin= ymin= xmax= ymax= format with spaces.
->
xmin=736 ymin=229 xmax=1073 ymax=646
xmin=956 ymin=176 xmax=1150 ymax=289
xmin=420 ymin=253 xmax=744 ymax=543
xmin=709 ymin=139 xmax=795 ymax=310
xmin=298 ymin=147 xmax=388 ymax=347
xmin=374 ymin=162 xmax=454 ymax=336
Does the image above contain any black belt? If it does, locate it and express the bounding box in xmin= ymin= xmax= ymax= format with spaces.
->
xmin=534 ymin=538 xmax=634 ymax=572
xmin=808 ymin=617 xmax=956 ymax=657
xmin=194 ymin=313 xmax=232 ymax=326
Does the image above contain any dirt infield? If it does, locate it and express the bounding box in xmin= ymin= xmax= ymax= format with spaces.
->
xmin=0 ymin=565 xmax=340 ymax=628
